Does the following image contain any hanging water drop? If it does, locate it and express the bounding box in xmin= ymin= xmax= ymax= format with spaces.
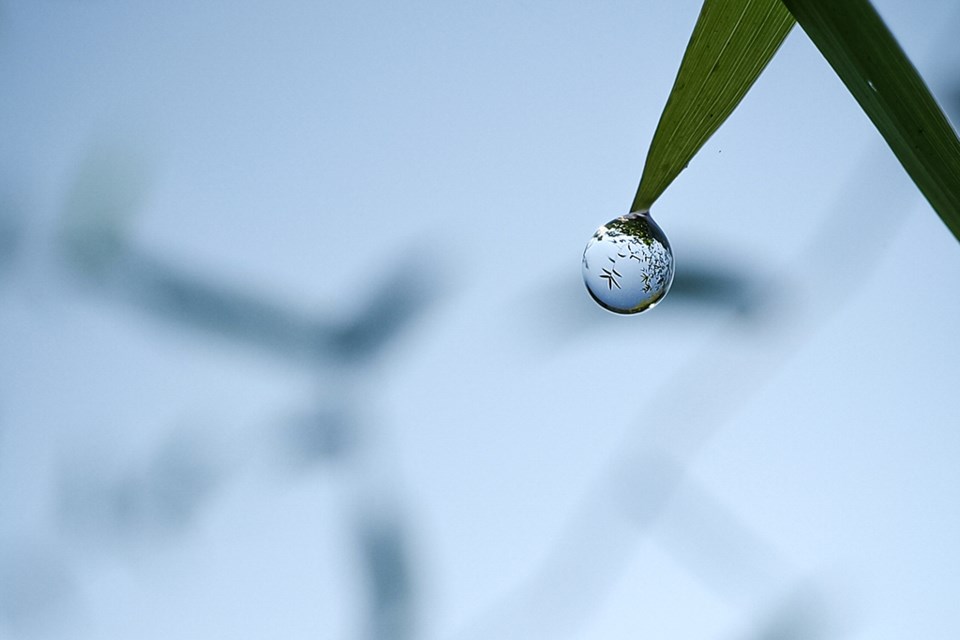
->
xmin=581 ymin=211 xmax=674 ymax=315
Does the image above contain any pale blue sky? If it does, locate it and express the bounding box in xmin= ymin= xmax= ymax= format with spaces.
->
xmin=1 ymin=1 xmax=960 ymax=639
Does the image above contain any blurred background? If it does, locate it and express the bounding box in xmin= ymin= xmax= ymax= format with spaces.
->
xmin=2 ymin=0 xmax=960 ymax=638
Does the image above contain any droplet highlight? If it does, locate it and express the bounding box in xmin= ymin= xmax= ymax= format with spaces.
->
xmin=581 ymin=212 xmax=674 ymax=314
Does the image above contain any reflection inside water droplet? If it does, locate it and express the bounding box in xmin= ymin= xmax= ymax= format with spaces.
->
xmin=581 ymin=212 xmax=674 ymax=314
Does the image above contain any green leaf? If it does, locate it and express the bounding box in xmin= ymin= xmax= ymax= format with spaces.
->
xmin=780 ymin=0 xmax=960 ymax=241
xmin=632 ymin=0 xmax=795 ymax=213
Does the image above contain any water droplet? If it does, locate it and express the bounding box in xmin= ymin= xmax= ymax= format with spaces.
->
xmin=581 ymin=212 xmax=674 ymax=314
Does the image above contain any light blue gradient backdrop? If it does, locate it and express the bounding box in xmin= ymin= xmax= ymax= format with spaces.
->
xmin=1 ymin=1 xmax=959 ymax=639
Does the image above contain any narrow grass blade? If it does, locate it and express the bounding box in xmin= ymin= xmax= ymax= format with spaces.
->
xmin=632 ymin=0 xmax=795 ymax=213
xmin=781 ymin=0 xmax=960 ymax=241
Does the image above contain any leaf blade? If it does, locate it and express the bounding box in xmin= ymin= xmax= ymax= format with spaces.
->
xmin=780 ymin=0 xmax=960 ymax=241
xmin=632 ymin=0 xmax=795 ymax=213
